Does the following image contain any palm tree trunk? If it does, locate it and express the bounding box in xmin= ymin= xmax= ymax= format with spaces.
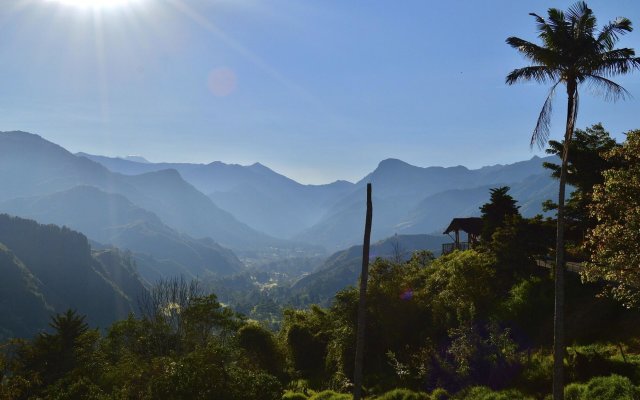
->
xmin=354 ymin=183 xmax=372 ymax=400
xmin=553 ymin=80 xmax=577 ymax=400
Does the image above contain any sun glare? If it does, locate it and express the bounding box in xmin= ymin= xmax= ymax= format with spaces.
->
xmin=47 ymin=0 xmax=140 ymax=9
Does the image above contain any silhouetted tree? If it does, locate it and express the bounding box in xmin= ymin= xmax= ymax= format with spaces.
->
xmin=480 ymin=187 xmax=520 ymax=243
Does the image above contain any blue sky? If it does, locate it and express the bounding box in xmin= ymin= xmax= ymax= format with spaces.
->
xmin=1 ymin=0 xmax=639 ymax=184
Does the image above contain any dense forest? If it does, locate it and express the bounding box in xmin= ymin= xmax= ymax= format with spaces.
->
xmin=2 ymin=126 xmax=640 ymax=399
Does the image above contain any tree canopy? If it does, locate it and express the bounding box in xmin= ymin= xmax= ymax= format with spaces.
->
xmin=583 ymin=130 xmax=640 ymax=308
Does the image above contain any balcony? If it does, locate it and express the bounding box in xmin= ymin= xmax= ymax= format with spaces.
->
xmin=442 ymin=241 xmax=470 ymax=255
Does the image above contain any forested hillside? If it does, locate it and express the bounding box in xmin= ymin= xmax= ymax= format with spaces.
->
xmin=0 ymin=214 xmax=146 ymax=339
xmin=0 ymin=185 xmax=244 ymax=282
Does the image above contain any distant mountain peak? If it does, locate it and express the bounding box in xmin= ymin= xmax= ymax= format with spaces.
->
xmin=377 ymin=158 xmax=411 ymax=168
xmin=0 ymin=130 xmax=42 ymax=138
xmin=123 ymin=155 xmax=150 ymax=163
xmin=248 ymin=162 xmax=273 ymax=172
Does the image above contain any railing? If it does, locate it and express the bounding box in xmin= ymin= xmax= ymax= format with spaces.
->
xmin=442 ymin=242 xmax=470 ymax=255
xmin=535 ymin=259 xmax=582 ymax=274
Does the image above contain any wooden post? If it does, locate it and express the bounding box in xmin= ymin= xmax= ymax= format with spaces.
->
xmin=353 ymin=183 xmax=372 ymax=400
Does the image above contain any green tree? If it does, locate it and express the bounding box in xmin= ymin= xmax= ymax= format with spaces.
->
xmin=281 ymin=306 xmax=332 ymax=380
xmin=479 ymin=187 xmax=520 ymax=243
xmin=488 ymin=215 xmax=554 ymax=292
xmin=4 ymin=310 xmax=99 ymax=398
xmin=238 ymin=323 xmax=285 ymax=378
xmin=543 ymin=124 xmax=620 ymax=255
xmin=506 ymin=3 xmax=640 ymax=397
xmin=181 ymin=294 xmax=242 ymax=348
xmin=583 ymin=130 xmax=640 ymax=308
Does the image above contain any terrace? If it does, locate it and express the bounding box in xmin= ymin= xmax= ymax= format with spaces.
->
xmin=442 ymin=217 xmax=483 ymax=255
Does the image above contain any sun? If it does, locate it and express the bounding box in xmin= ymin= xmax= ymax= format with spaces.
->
xmin=47 ymin=0 xmax=141 ymax=9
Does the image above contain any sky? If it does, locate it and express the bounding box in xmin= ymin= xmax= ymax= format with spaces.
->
xmin=0 ymin=0 xmax=639 ymax=184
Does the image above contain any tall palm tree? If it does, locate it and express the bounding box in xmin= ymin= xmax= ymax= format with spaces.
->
xmin=506 ymin=2 xmax=640 ymax=399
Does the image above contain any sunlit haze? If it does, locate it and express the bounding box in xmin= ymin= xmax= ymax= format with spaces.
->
xmin=46 ymin=0 xmax=141 ymax=9
xmin=1 ymin=1 xmax=639 ymax=183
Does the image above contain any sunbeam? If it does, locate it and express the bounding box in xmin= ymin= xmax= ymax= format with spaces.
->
xmin=46 ymin=0 xmax=142 ymax=9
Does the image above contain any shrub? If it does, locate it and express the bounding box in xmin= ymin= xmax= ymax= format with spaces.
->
xmin=283 ymin=391 xmax=309 ymax=400
xmin=430 ymin=388 xmax=450 ymax=400
xmin=455 ymin=386 xmax=533 ymax=400
xmin=376 ymin=388 xmax=429 ymax=400
xmin=238 ymin=323 xmax=285 ymax=376
xmin=309 ymin=390 xmax=352 ymax=400
xmin=564 ymin=383 xmax=585 ymax=400
xmin=582 ymin=375 xmax=640 ymax=400
xmin=43 ymin=377 xmax=108 ymax=400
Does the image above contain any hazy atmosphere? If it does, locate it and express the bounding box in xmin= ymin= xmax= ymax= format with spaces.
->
xmin=3 ymin=1 xmax=640 ymax=399
xmin=1 ymin=0 xmax=638 ymax=183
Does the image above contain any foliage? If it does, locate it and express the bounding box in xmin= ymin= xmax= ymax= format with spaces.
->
xmin=429 ymin=388 xmax=450 ymax=400
xmin=564 ymin=382 xmax=585 ymax=400
xmin=282 ymin=306 xmax=333 ymax=381
xmin=308 ymin=390 xmax=352 ymax=400
xmin=427 ymin=251 xmax=497 ymax=325
xmin=479 ymin=187 xmax=520 ymax=243
xmin=283 ymin=390 xmax=311 ymax=400
xmin=484 ymin=215 xmax=554 ymax=294
xmin=563 ymin=375 xmax=640 ymax=400
xmin=238 ymin=322 xmax=286 ymax=377
xmin=0 ymin=214 xmax=144 ymax=339
xmin=506 ymin=2 xmax=640 ymax=147
xmin=545 ymin=124 xmax=620 ymax=194
xmin=453 ymin=386 xmax=534 ymax=400
xmin=375 ymin=388 xmax=429 ymax=400
xmin=543 ymin=124 xmax=621 ymax=257
xmin=1 ymin=289 xmax=282 ymax=399
xmin=506 ymin=4 xmax=640 ymax=395
xmin=583 ymin=130 xmax=640 ymax=307
xmin=497 ymin=276 xmax=554 ymax=346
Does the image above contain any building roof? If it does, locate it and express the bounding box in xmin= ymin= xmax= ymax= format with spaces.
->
xmin=443 ymin=217 xmax=483 ymax=235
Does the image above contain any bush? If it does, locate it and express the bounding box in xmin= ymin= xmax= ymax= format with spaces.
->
xmin=430 ymin=388 xmax=450 ymax=400
xmin=564 ymin=383 xmax=585 ymax=400
xmin=376 ymin=388 xmax=429 ymax=400
xmin=43 ymin=377 xmax=108 ymax=400
xmin=309 ymin=390 xmax=352 ymax=400
xmin=283 ymin=391 xmax=309 ymax=400
xmin=582 ymin=375 xmax=640 ymax=400
xmin=455 ymin=386 xmax=533 ymax=400
xmin=238 ymin=323 xmax=285 ymax=376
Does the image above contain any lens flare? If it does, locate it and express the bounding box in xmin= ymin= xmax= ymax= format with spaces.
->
xmin=400 ymin=288 xmax=414 ymax=301
xmin=207 ymin=67 xmax=237 ymax=97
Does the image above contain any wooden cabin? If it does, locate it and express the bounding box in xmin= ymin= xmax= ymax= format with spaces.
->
xmin=442 ymin=217 xmax=483 ymax=255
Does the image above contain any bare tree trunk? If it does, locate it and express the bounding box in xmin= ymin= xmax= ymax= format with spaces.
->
xmin=553 ymin=81 xmax=577 ymax=400
xmin=354 ymin=183 xmax=372 ymax=400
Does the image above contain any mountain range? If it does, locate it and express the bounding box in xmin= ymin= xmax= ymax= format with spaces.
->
xmin=78 ymin=152 xmax=355 ymax=239
xmin=0 ymin=130 xmax=559 ymax=281
xmin=81 ymin=149 xmax=559 ymax=251
xmin=0 ymin=130 xmax=563 ymax=336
